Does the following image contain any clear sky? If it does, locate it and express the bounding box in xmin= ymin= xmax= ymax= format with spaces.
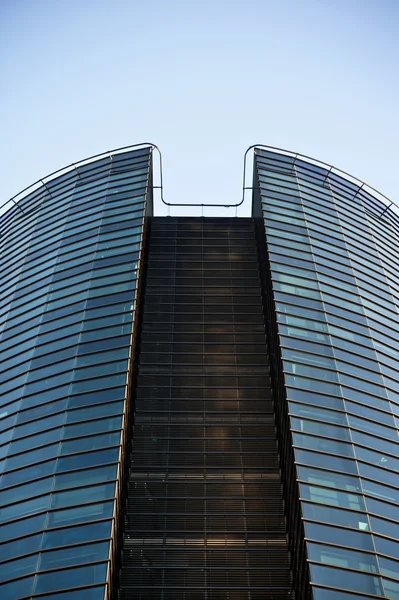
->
xmin=1 ymin=0 xmax=399 ymax=217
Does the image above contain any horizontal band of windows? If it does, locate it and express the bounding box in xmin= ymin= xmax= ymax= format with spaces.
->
xmin=17 ymin=230 xmax=139 ymax=272
xmin=292 ymin=403 xmax=399 ymax=444
xmin=302 ymin=502 xmax=369 ymax=531
xmin=287 ymin=390 xmax=345 ymax=413
xmin=46 ymin=271 xmax=138 ymax=303
xmin=309 ymin=563 xmax=383 ymax=596
xmin=32 ymin=326 xmax=133 ymax=363
xmin=295 ymin=433 xmax=399 ymax=480
xmin=0 ymin=562 xmax=108 ymax=596
xmin=1 ymin=258 xmax=139 ymax=328
xmin=42 ymin=290 xmax=135 ymax=323
xmin=280 ymin=326 xmax=378 ymax=364
xmin=299 ymin=485 xmax=366 ymax=516
xmin=1 ymin=520 xmax=112 ymax=564
xmin=56 ymin=217 xmax=142 ymax=248
xmin=55 ymin=242 xmax=142 ymax=269
xmin=282 ymin=342 xmax=380 ymax=377
xmin=1 ymin=154 xmax=148 ymax=232
xmin=291 ymin=416 xmax=349 ymax=440
xmin=2 ymin=303 xmax=134 ymax=358
xmin=48 ymin=267 xmax=138 ymax=297
xmin=0 ymin=466 xmax=119 ymax=511
xmin=0 ymin=460 xmax=119 ymax=502
xmin=0 ymin=542 xmax=110 ymax=584
xmin=51 ymin=236 xmax=142 ymax=263
xmin=289 ymin=388 xmax=396 ymax=427
xmin=277 ymin=309 xmax=398 ymax=354
xmin=67 ymin=191 xmax=146 ymax=218
xmin=5 ymin=270 xmax=138 ymax=319
xmin=20 ymin=360 xmax=128 ymax=396
xmin=286 ymin=372 xmax=391 ymax=409
xmin=294 ymin=448 xmax=358 ymax=475
xmin=293 ymin=433 xmax=353 ymax=459
xmin=299 ymin=456 xmax=399 ymax=507
xmin=265 ymin=225 xmax=311 ymax=245
xmin=0 ymin=401 xmax=125 ymax=443
xmin=0 ymin=482 xmax=116 ymax=525
xmin=283 ymin=354 xmax=384 ymax=387
xmin=4 ymin=300 xmax=134 ymax=359
xmin=36 ymin=299 xmax=137 ymax=336
xmin=304 ymin=521 xmax=374 ymax=552
xmin=257 ymin=168 xmax=298 ymax=184
xmin=4 ymin=430 xmax=121 ymax=466
xmin=1 ymin=193 xmax=145 ymax=265
xmin=0 ymin=380 xmax=127 ymax=430
xmin=55 ymin=247 xmax=141 ymax=273
xmin=3 ymin=417 xmax=122 ymax=457
xmin=261 ymin=197 xmax=305 ymax=217
xmin=53 ymin=254 xmax=139 ymax=282
xmin=24 ymin=352 xmax=130 ymax=386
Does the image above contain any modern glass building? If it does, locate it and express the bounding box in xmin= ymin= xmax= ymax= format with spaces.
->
xmin=0 ymin=146 xmax=153 ymax=600
xmin=1 ymin=144 xmax=399 ymax=600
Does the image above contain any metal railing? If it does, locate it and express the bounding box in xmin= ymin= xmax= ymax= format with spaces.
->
xmin=2 ymin=142 xmax=396 ymax=221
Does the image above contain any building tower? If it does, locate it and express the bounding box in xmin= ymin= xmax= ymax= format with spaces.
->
xmin=1 ymin=145 xmax=399 ymax=600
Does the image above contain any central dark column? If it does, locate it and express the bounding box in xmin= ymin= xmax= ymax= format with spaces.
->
xmin=117 ymin=217 xmax=293 ymax=599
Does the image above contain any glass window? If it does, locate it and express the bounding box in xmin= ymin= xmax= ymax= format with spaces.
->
xmin=379 ymin=556 xmax=399 ymax=580
xmin=32 ymin=586 xmax=106 ymax=600
xmin=65 ymin=401 xmax=124 ymax=423
xmin=370 ymin=516 xmax=399 ymax=540
xmin=54 ymin=464 xmax=118 ymax=490
xmin=291 ymin=417 xmax=350 ymax=440
xmin=302 ymin=502 xmax=369 ymax=530
xmin=297 ymin=466 xmax=361 ymax=492
xmin=355 ymin=445 xmax=399 ymax=473
xmin=309 ymin=564 xmax=382 ymax=595
xmin=34 ymin=562 xmax=108 ymax=593
xmin=56 ymin=448 xmax=119 ymax=472
xmin=50 ymin=482 xmax=115 ymax=509
xmin=47 ymin=500 xmax=114 ymax=527
xmin=287 ymin=389 xmax=344 ymax=412
xmin=0 ymin=575 xmax=34 ymax=599
xmin=0 ymin=512 xmax=46 ymax=542
xmin=60 ymin=432 xmax=120 ymax=455
xmin=1 ymin=532 xmax=43 ymax=561
xmin=295 ymin=448 xmax=358 ymax=474
xmin=0 ymin=553 xmax=39 ymax=580
xmin=67 ymin=387 xmax=125 ymax=410
xmin=293 ymin=433 xmax=353 ymax=458
xmin=349 ymin=415 xmax=398 ymax=441
xmin=70 ymin=375 xmax=126 ymax=394
xmin=307 ymin=542 xmax=378 ymax=572
xmin=374 ymin=535 xmax=399 ymax=559
xmin=9 ymin=428 xmax=62 ymax=454
xmin=312 ymin=587 xmax=373 ymax=600
xmin=39 ymin=540 xmax=109 ymax=570
xmin=286 ymin=374 xmax=341 ymax=396
xmin=0 ymin=494 xmax=50 ymax=523
xmin=42 ymin=520 xmax=112 ymax=549
xmin=305 ymin=521 xmax=374 ymax=552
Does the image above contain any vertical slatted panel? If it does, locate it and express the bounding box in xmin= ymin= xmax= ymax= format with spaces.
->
xmin=117 ymin=217 xmax=294 ymax=600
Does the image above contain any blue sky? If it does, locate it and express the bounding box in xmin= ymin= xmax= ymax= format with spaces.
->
xmin=1 ymin=0 xmax=398 ymax=216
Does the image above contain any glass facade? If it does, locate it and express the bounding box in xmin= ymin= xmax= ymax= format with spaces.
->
xmin=2 ymin=142 xmax=399 ymax=600
xmin=0 ymin=147 xmax=152 ymax=600
xmin=254 ymin=147 xmax=399 ymax=599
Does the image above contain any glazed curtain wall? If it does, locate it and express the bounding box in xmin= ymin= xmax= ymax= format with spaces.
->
xmin=0 ymin=148 xmax=151 ymax=600
xmin=254 ymin=148 xmax=399 ymax=600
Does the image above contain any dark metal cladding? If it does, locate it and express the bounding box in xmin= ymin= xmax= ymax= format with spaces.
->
xmin=117 ymin=217 xmax=294 ymax=600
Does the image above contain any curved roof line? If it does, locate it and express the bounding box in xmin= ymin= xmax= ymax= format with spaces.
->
xmin=245 ymin=144 xmax=396 ymax=219
xmin=1 ymin=143 xmax=162 ymax=216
